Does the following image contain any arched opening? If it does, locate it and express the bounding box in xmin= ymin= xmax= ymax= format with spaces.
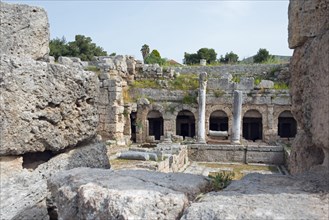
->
xmin=243 ymin=110 xmax=262 ymax=141
xmin=130 ymin=112 xmax=137 ymax=143
xmin=209 ymin=110 xmax=228 ymax=131
xmin=176 ymin=110 xmax=195 ymax=138
xmin=147 ymin=110 xmax=163 ymax=140
xmin=278 ymin=111 xmax=297 ymax=138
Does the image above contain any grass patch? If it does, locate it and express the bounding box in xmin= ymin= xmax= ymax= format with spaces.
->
xmin=182 ymin=92 xmax=198 ymax=104
xmin=200 ymin=163 xmax=279 ymax=180
xmin=169 ymin=74 xmax=199 ymax=91
xmin=84 ymin=65 xmax=101 ymax=74
xmin=273 ymin=82 xmax=289 ymax=90
xmin=131 ymin=79 xmax=159 ymax=89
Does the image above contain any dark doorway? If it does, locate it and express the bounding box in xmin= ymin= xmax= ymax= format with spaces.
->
xmin=176 ymin=110 xmax=195 ymax=138
xmin=147 ymin=111 xmax=163 ymax=140
xmin=130 ymin=112 xmax=137 ymax=142
xmin=243 ymin=110 xmax=263 ymax=141
xmin=278 ymin=111 xmax=297 ymax=138
xmin=209 ymin=110 xmax=229 ymax=131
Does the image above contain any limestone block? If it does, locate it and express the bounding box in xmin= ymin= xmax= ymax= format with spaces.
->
xmin=0 ymin=55 xmax=99 ymax=155
xmin=237 ymin=77 xmax=254 ymax=90
xmin=0 ymin=142 xmax=110 ymax=220
xmin=256 ymin=80 xmax=274 ymax=89
xmin=272 ymin=95 xmax=291 ymax=105
xmin=0 ymin=156 xmax=23 ymax=178
xmin=48 ymin=168 xmax=210 ymax=220
xmin=98 ymin=72 xmax=110 ymax=80
xmin=58 ymin=56 xmax=73 ymax=66
xmin=114 ymin=55 xmax=128 ymax=72
xmin=48 ymin=56 xmax=55 ymax=64
xmin=182 ymin=172 xmax=329 ymax=220
xmin=0 ymin=2 xmax=49 ymax=60
xmin=119 ymin=151 xmax=150 ymax=160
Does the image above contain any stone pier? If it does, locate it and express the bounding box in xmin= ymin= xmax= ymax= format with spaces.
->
xmin=197 ymin=72 xmax=207 ymax=144
xmin=231 ymin=90 xmax=242 ymax=144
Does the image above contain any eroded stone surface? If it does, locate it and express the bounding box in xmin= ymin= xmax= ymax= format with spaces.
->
xmin=288 ymin=0 xmax=329 ymax=48
xmin=0 ymin=55 xmax=100 ymax=155
xmin=0 ymin=2 xmax=49 ymax=60
xmin=182 ymin=172 xmax=329 ymax=220
xmin=48 ymin=168 xmax=210 ymax=220
xmin=288 ymin=0 xmax=329 ymax=173
xmin=0 ymin=142 xmax=110 ymax=220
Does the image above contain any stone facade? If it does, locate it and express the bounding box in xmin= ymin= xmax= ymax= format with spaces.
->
xmin=84 ymin=55 xmax=295 ymax=147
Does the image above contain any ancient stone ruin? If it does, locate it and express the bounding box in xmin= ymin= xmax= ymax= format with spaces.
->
xmin=0 ymin=0 xmax=328 ymax=219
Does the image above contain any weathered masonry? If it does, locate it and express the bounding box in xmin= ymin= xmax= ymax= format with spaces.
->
xmin=89 ymin=55 xmax=297 ymax=146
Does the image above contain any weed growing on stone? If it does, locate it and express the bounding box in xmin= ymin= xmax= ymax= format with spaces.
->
xmin=213 ymin=89 xmax=225 ymax=98
xmin=232 ymin=75 xmax=241 ymax=83
xmin=208 ymin=171 xmax=235 ymax=191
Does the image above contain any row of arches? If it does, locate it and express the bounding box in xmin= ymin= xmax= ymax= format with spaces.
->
xmin=132 ymin=109 xmax=297 ymax=142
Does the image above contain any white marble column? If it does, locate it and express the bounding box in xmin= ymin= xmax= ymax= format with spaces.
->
xmin=197 ymin=72 xmax=207 ymax=143
xmin=231 ymin=90 xmax=242 ymax=144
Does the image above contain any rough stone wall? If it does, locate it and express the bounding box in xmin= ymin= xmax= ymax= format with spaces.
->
xmin=172 ymin=63 xmax=289 ymax=78
xmin=288 ymin=0 xmax=329 ymax=173
xmin=96 ymin=56 xmax=133 ymax=144
xmin=0 ymin=2 xmax=111 ymax=219
xmin=0 ymin=55 xmax=100 ymax=155
xmin=97 ymin=73 xmax=125 ymax=142
xmin=0 ymin=2 xmax=49 ymax=60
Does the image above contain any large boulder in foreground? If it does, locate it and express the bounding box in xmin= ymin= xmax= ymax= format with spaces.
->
xmin=288 ymin=0 xmax=329 ymax=173
xmin=181 ymin=172 xmax=329 ymax=219
xmin=0 ymin=55 xmax=99 ymax=155
xmin=0 ymin=142 xmax=110 ymax=220
xmin=0 ymin=2 xmax=49 ymax=60
xmin=48 ymin=168 xmax=210 ymax=220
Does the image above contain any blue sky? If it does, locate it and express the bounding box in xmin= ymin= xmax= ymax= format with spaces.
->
xmin=6 ymin=0 xmax=292 ymax=63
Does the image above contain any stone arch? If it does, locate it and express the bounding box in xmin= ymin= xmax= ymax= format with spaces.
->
xmin=176 ymin=110 xmax=196 ymax=138
xmin=278 ymin=110 xmax=297 ymax=138
xmin=209 ymin=110 xmax=229 ymax=132
xmin=243 ymin=109 xmax=263 ymax=141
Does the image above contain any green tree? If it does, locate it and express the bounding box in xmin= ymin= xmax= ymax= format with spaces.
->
xmin=49 ymin=35 xmax=107 ymax=61
xmin=67 ymin=35 xmax=107 ymax=61
xmin=141 ymin=44 xmax=150 ymax=62
xmin=144 ymin=49 xmax=165 ymax=65
xmin=49 ymin=37 xmax=69 ymax=60
xmin=220 ymin=51 xmax=239 ymax=64
xmin=197 ymin=48 xmax=217 ymax=64
xmin=183 ymin=52 xmax=199 ymax=65
xmin=254 ymin=48 xmax=273 ymax=63
xmin=183 ymin=48 xmax=217 ymax=65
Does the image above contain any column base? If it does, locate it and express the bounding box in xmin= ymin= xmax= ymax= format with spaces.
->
xmin=231 ymin=140 xmax=241 ymax=144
